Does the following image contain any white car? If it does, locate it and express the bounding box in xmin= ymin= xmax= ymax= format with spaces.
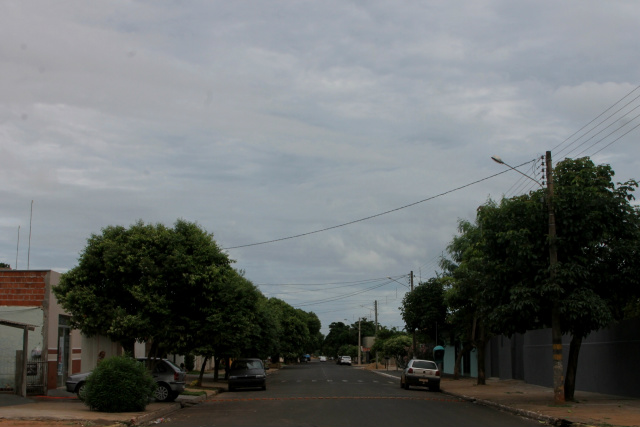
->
xmin=338 ymin=355 xmax=352 ymax=365
xmin=319 ymin=356 xmax=327 ymax=362
xmin=400 ymin=359 xmax=440 ymax=391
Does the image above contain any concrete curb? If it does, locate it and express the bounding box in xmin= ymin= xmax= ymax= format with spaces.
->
xmin=369 ymin=369 xmax=572 ymax=427
xmin=131 ymin=389 xmax=220 ymax=425
xmin=444 ymin=391 xmax=565 ymax=427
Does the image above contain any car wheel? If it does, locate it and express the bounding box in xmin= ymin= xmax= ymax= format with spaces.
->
xmin=261 ymin=384 xmax=266 ymax=391
xmin=430 ymin=383 xmax=440 ymax=392
xmin=76 ymin=382 xmax=86 ymax=401
xmin=155 ymin=383 xmax=172 ymax=402
xmin=228 ymin=385 xmax=235 ymax=392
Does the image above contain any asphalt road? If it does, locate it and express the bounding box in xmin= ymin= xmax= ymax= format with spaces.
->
xmin=162 ymin=361 xmax=542 ymax=427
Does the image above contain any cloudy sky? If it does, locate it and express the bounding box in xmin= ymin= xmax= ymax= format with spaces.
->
xmin=2 ymin=1 xmax=639 ymax=334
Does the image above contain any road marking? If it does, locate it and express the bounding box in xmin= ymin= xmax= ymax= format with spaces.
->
xmin=208 ymin=396 xmax=463 ymax=403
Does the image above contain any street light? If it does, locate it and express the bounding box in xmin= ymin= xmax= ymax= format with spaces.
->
xmin=491 ymin=155 xmax=543 ymax=188
xmin=491 ymin=151 xmax=564 ymax=404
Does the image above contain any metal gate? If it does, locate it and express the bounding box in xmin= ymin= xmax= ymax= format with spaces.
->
xmin=26 ymin=358 xmax=47 ymax=395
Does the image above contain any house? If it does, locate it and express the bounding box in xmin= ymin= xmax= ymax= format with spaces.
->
xmin=0 ymin=269 xmax=119 ymax=395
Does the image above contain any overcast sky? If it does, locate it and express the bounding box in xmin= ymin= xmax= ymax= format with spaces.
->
xmin=2 ymin=1 xmax=639 ymax=334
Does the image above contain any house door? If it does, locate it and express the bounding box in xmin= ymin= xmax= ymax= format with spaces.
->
xmin=56 ymin=315 xmax=70 ymax=387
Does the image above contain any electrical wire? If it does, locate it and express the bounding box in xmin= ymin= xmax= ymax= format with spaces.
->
xmin=221 ymin=165 xmax=527 ymax=250
xmin=552 ymin=85 xmax=640 ymax=157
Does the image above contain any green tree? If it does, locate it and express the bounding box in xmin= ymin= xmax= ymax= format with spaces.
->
xmin=441 ymin=217 xmax=498 ymax=384
xmin=53 ymin=219 xmax=232 ymax=356
xmin=479 ymin=157 xmax=640 ymax=400
xmin=382 ymin=335 xmax=412 ymax=369
xmin=323 ymin=322 xmax=351 ymax=357
xmin=0 ymin=262 xmax=10 ymax=269
xmin=400 ymin=277 xmax=449 ymax=358
xmin=267 ymin=298 xmax=311 ymax=362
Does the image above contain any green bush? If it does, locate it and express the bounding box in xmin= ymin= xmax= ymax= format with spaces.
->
xmin=83 ymin=355 xmax=156 ymax=412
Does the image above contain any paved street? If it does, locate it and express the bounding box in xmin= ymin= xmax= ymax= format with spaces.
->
xmin=162 ymin=361 xmax=541 ymax=427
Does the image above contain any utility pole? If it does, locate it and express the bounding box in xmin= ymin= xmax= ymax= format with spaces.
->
xmin=410 ymin=271 xmax=416 ymax=357
xmin=374 ymin=300 xmax=378 ymax=368
xmin=358 ymin=318 xmax=361 ymax=366
xmin=547 ymin=151 xmax=564 ymax=404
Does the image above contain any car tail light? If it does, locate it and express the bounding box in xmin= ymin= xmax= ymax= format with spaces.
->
xmin=408 ymin=368 xmax=413 ymax=374
xmin=435 ymin=370 xmax=440 ymax=377
xmin=174 ymin=371 xmax=180 ymax=381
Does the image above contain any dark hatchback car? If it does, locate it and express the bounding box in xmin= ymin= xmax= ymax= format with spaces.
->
xmin=228 ymin=358 xmax=267 ymax=391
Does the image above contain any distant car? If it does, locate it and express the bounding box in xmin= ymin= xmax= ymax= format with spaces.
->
xmin=338 ymin=355 xmax=352 ymax=365
xmin=319 ymin=356 xmax=327 ymax=362
xmin=65 ymin=357 xmax=186 ymax=402
xmin=400 ymin=359 xmax=440 ymax=391
xmin=228 ymin=358 xmax=267 ymax=391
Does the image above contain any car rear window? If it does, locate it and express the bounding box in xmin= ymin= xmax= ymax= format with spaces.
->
xmin=232 ymin=360 xmax=263 ymax=370
xmin=412 ymin=361 xmax=437 ymax=369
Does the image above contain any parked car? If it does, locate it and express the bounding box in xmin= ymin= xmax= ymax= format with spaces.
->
xmin=338 ymin=355 xmax=352 ymax=365
xmin=319 ymin=356 xmax=327 ymax=362
xmin=400 ymin=359 xmax=440 ymax=391
xmin=228 ymin=358 xmax=267 ymax=391
xmin=65 ymin=357 xmax=186 ymax=402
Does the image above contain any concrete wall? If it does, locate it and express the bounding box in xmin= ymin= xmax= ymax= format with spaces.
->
xmin=481 ymin=319 xmax=640 ymax=398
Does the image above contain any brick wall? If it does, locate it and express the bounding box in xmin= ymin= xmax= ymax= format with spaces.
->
xmin=0 ymin=271 xmax=47 ymax=307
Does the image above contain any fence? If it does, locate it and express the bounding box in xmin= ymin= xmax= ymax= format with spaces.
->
xmin=0 ymin=349 xmax=47 ymax=395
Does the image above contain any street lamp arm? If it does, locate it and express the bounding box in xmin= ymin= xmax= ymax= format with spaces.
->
xmin=491 ymin=155 xmax=543 ymax=188
xmin=387 ymin=276 xmax=410 ymax=290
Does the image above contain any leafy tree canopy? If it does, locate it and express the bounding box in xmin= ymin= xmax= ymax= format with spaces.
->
xmin=54 ymin=219 xmax=234 ymax=355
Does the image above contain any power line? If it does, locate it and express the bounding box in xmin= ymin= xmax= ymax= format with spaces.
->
xmin=552 ymin=85 xmax=640 ymax=156
xmin=222 ymin=165 xmax=528 ymax=250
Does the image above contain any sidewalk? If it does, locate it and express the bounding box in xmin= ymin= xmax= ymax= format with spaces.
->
xmin=0 ymin=374 xmax=227 ymax=427
xmin=371 ymin=367 xmax=640 ymax=427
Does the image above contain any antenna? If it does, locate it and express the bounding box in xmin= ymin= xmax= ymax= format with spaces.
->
xmin=16 ymin=225 xmax=20 ymax=269
xmin=27 ymin=200 xmax=33 ymax=270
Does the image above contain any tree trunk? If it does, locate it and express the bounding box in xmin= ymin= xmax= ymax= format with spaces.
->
xmin=197 ymin=356 xmax=209 ymax=387
xmin=213 ymin=357 xmax=220 ymax=382
xmin=564 ymin=335 xmax=582 ymax=401
xmin=476 ymin=321 xmax=486 ymax=385
xmin=454 ymin=342 xmax=474 ymax=380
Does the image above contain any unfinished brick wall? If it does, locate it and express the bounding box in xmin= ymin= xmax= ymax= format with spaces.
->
xmin=0 ymin=271 xmax=47 ymax=307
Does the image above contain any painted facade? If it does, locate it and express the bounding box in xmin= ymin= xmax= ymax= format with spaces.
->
xmin=0 ymin=269 xmax=113 ymax=393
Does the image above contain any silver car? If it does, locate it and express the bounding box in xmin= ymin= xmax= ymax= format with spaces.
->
xmin=65 ymin=357 xmax=186 ymax=402
xmin=400 ymin=359 xmax=441 ymax=391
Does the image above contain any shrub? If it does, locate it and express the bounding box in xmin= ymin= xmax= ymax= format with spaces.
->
xmin=83 ymin=355 xmax=156 ymax=412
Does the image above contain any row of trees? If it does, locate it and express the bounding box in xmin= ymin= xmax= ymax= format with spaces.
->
xmin=54 ymin=219 xmax=322 ymax=383
xmin=321 ymin=319 xmax=416 ymax=368
xmin=400 ymin=157 xmax=640 ymax=401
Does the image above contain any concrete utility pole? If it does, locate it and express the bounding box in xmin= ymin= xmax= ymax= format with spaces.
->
xmin=374 ymin=300 xmax=379 ymax=368
xmin=492 ymin=152 xmax=564 ymax=404
xmin=546 ymin=151 xmax=565 ymax=404
xmin=410 ymin=271 xmax=416 ymax=357
xmin=358 ymin=318 xmax=361 ymax=366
